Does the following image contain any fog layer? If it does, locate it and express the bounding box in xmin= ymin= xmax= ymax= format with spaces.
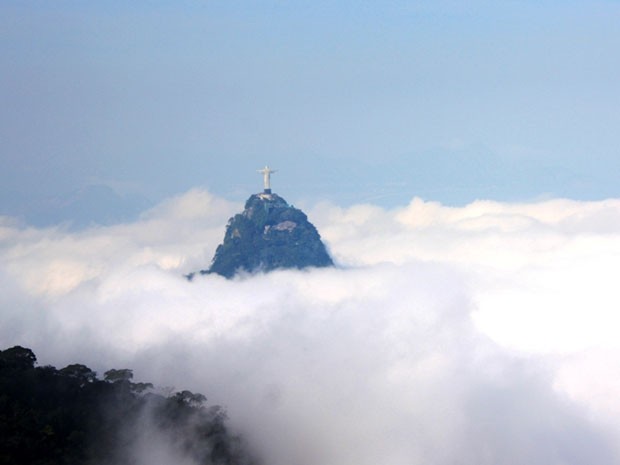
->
xmin=2 ymin=191 xmax=620 ymax=464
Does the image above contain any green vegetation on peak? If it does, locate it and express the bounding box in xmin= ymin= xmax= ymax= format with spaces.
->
xmin=197 ymin=192 xmax=333 ymax=279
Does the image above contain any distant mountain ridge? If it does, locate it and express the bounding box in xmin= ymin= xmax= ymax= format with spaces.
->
xmin=195 ymin=192 xmax=333 ymax=278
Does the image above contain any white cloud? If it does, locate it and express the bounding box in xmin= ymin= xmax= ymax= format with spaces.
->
xmin=0 ymin=189 xmax=237 ymax=298
xmin=1 ymin=191 xmax=620 ymax=464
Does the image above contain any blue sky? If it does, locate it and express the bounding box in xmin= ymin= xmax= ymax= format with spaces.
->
xmin=2 ymin=1 xmax=619 ymax=225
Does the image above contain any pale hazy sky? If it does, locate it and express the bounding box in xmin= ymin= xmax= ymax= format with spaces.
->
xmin=2 ymin=1 xmax=619 ymax=225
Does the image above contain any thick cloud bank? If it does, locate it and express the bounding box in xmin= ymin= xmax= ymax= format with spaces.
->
xmin=2 ymin=190 xmax=620 ymax=464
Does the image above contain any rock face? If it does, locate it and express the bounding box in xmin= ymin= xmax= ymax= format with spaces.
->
xmin=201 ymin=193 xmax=333 ymax=278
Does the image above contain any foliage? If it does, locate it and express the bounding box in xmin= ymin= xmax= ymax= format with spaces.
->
xmin=0 ymin=346 xmax=256 ymax=465
xmin=103 ymin=368 xmax=134 ymax=383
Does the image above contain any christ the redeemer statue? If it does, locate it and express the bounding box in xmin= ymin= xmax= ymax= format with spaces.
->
xmin=258 ymin=166 xmax=277 ymax=194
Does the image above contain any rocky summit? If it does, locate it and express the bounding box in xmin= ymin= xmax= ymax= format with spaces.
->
xmin=197 ymin=193 xmax=333 ymax=278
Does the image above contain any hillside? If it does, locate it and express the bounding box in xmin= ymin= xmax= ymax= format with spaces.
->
xmin=0 ymin=346 xmax=255 ymax=465
xmin=198 ymin=192 xmax=333 ymax=278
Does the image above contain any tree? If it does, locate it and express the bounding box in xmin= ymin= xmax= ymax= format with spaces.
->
xmin=0 ymin=346 xmax=256 ymax=465
xmin=103 ymin=368 xmax=133 ymax=383
xmin=60 ymin=364 xmax=97 ymax=386
xmin=0 ymin=346 xmax=37 ymax=370
xmin=174 ymin=390 xmax=207 ymax=407
xmin=130 ymin=382 xmax=154 ymax=394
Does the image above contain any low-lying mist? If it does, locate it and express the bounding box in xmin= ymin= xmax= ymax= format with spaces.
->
xmin=2 ymin=190 xmax=620 ymax=464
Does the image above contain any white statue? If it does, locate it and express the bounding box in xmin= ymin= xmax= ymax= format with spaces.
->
xmin=258 ymin=165 xmax=277 ymax=191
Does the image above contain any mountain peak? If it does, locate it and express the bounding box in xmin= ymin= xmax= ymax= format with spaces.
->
xmin=196 ymin=192 xmax=333 ymax=279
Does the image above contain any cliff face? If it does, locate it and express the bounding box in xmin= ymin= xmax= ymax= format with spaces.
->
xmin=202 ymin=193 xmax=333 ymax=278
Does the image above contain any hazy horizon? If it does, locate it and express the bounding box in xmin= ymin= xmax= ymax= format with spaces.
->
xmin=2 ymin=1 xmax=620 ymax=227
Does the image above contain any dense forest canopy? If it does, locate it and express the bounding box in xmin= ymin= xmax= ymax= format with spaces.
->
xmin=0 ymin=346 xmax=256 ymax=465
